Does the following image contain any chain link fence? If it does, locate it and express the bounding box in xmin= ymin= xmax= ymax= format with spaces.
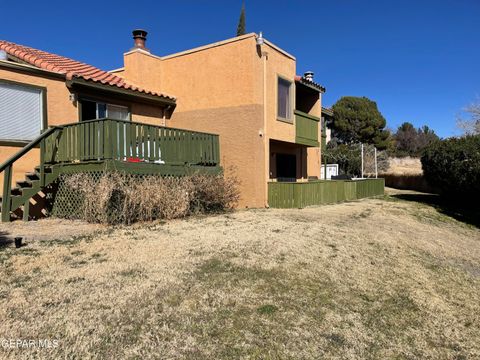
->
xmin=324 ymin=143 xmax=388 ymax=178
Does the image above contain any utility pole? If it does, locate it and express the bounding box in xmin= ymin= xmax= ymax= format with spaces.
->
xmin=374 ymin=146 xmax=378 ymax=179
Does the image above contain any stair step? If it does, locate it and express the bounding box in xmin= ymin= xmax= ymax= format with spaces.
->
xmin=11 ymin=188 xmax=22 ymax=196
xmin=16 ymin=180 xmax=33 ymax=189
xmin=3 ymin=164 xmax=56 ymax=222
xmin=34 ymin=166 xmax=52 ymax=173
xmin=25 ymin=172 xmax=40 ymax=181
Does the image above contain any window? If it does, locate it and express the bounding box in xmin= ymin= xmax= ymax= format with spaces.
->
xmin=80 ymin=99 xmax=129 ymax=121
xmin=277 ymin=77 xmax=292 ymax=121
xmin=0 ymin=81 xmax=44 ymax=142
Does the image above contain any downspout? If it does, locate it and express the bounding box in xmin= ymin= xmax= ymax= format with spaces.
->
xmin=257 ymin=33 xmax=269 ymax=207
xmin=263 ymin=50 xmax=268 ymax=206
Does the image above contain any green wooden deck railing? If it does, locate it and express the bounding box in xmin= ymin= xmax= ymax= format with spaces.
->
xmin=268 ymin=178 xmax=385 ymax=208
xmin=1 ymin=118 xmax=220 ymax=221
xmin=295 ymin=110 xmax=319 ymax=147
xmin=44 ymin=118 xmax=220 ymax=166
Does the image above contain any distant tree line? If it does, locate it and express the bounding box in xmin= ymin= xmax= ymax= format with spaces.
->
xmin=327 ymin=95 xmax=480 ymax=201
xmin=325 ymin=96 xmax=438 ymax=176
xmin=327 ymin=96 xmax=438 ymax=157
xmin=390 ymin=122 xmax=439 ymax=157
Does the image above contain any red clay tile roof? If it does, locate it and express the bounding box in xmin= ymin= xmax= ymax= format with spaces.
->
xmin=295 ymin=75 xmax=326 ymax=93
xmin=0 ymin=40 xmax=175 ymax=101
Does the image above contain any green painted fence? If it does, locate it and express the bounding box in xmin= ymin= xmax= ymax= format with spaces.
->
xmin=44 ymin=118 xmax=220 ymax=166
xmin=268 ymin=178 xmax=385 ymax=208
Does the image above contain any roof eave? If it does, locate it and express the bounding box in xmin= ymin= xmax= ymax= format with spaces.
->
xmin=295 ymin=79 xmax=326 ymax=93
xmin=0 ymin=59 xmax=66 ymax=80
xmin=322 ymin=107 xmax=334 ymax=117
xmin=66 ymin=77 xmax=176 ymax=107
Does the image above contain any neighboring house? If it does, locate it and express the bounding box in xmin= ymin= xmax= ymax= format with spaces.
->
xmin=0 ymin=37 xmax=220 ymax=221
xmin=321 ymin=106 xmax=334 ymax=145
xmin=112 ymin=32 xmax=326 ymax=208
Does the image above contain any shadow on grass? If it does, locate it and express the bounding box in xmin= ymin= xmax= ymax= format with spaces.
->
xmin=0 ymin=231 xmax=13 ymax=248
xmin=391 ymin=193 xmax=480 ymax=229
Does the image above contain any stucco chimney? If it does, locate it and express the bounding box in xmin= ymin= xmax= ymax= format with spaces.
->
xmin=132 ymin=29 xmax=149 ymax=52
xmin=304 ymin=71 xmax=314 ymax=82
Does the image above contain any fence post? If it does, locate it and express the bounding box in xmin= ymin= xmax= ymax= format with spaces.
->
xmin=361 ymin=143 xmax=364 ymax=179
xmin=23 ymin=198 xmax=30 ymax=222
xmin=1 ymin=165 xmax=12 ymax=222
xmin=40 ymin=137 xmax=46 ymax=187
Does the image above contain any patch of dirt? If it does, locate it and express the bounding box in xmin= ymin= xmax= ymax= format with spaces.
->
xmin=0 ymin=218 xmax=104 ymax=245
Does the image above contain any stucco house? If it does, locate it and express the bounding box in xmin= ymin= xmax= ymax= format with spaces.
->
xmin=112 ymin=31 xmax=328 ymax=208
xmin=0 ymin=30 xmax=383 ymax=221
xmin=0 ymin=35 xmax=220 ymax=221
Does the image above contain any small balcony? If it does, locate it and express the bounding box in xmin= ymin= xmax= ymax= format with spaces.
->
xmin=294 ymin=110 xmax=319 ymax=147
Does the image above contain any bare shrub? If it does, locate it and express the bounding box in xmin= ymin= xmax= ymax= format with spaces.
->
xmin=61 ymin=170 xmax=240 ymax=224
xmin=189 ymin=171 xmax=240 ymax=214
xmin=63 ymin=173 xmax=119 ymax=223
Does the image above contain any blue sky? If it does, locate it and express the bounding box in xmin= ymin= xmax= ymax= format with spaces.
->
xmin=1 ymin=0 xmax=478 ymax=138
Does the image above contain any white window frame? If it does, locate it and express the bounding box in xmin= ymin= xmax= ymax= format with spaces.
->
xmin=80 ymin=98 xmax=131 ymax=121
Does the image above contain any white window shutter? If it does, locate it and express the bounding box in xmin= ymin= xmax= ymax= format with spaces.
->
xmin=0 ymin=82 xmax=43 ymax=141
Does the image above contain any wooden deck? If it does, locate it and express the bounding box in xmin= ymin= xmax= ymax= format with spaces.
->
xmin=0 ymin=118 xmax=221 ymax=221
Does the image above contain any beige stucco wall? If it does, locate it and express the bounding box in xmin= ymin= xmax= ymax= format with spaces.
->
xmin=130 ymin=103 xmax=166 ymax=126
xmin=171 ymin=105 xmax=265 ymax=208
xmin=263 ymin=45 xmax=296 ymax=144
xmin=121 ymin=51 xmax=163 ymax=93
xmin=158 ymin=36 xmax=301 ymax=207
xmin=159 ymin=36 xmax=266 ymax=208
xmin=118 ymin=34 xmax=324 ymax=207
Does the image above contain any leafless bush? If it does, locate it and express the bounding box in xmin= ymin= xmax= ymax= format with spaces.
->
xmin=457 ymin=99 xmax=480 ymax=135
xmin=189 ymin=171 xmax=240 ymax=214
xmin=62 ymin=170 xmax=240 ymax=224
xmin=363 ymin=145 xmax=389 ymax=176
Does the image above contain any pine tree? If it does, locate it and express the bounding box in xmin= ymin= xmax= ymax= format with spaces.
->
xmin=236 ymin=1 xmax=246 ymax=36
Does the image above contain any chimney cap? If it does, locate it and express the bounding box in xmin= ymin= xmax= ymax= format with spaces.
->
xmin=304 ymin=71 xmax=314 ymax=81
xmin=131 ymin=29 xmax=149 ymax=52
xmin=132 ymin=29 xmax=148 ymax=40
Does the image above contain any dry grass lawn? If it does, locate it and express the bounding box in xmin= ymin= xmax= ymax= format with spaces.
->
xmin=0 ymin=189 xmax=479 ymax=359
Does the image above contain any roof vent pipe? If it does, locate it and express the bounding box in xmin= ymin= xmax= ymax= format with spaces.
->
xmin=304 ymin=71 xmax=314 ymax=82
xmin=132 ymin=29 xmax=149 ymax=52
xmin=256 ymin=31 xmax=264 ymax=46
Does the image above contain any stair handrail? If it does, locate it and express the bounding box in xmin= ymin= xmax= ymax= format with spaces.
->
xmin=1 ymin=126 xmax=62 ymax=222
xmin=0 ymin=126 xmax=61 ymax=174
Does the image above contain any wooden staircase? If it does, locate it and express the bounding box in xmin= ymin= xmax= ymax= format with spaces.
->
xmin=0 ymin=126 xmax=60 ymax=222
xmin=1 ymin=118 xmax=221 ymax=222
xmin=0 ymin=165 xmax=57 ymax=221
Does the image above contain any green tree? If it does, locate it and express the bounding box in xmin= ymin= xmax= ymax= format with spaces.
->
xmin=331 ymin=96 xmax=390 ymax=149
xmin=416 ymin=125 xmax=439 ymax=151
xmin=236 ymin=1 xmax=246 ymax=36
xmin=394 ymin=122 xmax=418 ymax=155
xmin=393 ymin=122 xmax=439 ymax=157
xmin=422 ymin=135 xmax=480 ymax=199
